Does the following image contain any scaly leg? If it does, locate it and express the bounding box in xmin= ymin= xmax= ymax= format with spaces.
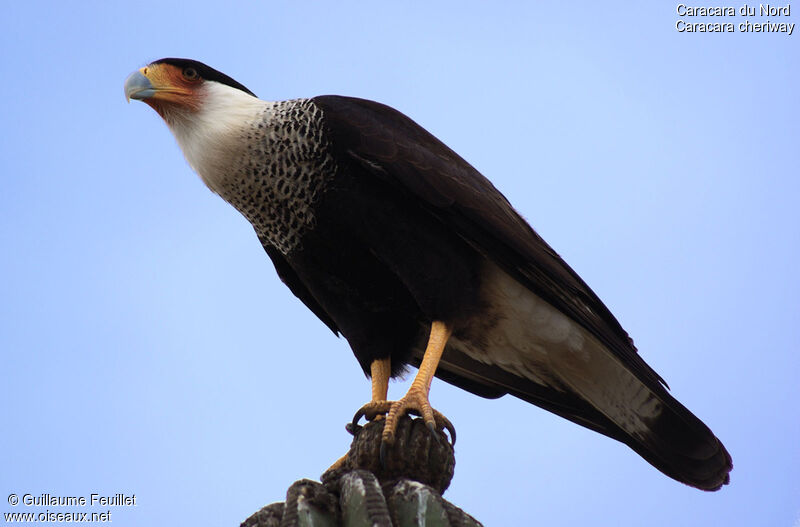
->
xmin=353 ymin=321 xmax=456 ymax=447
xmin=370 ymin=357 xmax=391 ymax=406
xmin=326 ymin=358 xmax=392 ymax=472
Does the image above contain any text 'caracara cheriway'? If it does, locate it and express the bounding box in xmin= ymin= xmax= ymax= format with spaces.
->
xmin=125 ymin=58 xmax=732 ymax=490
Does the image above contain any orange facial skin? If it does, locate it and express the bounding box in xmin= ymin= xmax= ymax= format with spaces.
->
xmin=135 ymin=63 xmax=203 ymax=118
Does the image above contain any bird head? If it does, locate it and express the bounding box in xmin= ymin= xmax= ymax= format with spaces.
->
xmin=125 ymin=58 xmax=263 ymax=188
xmin=124 ymin=58 xmax=257 ymax=123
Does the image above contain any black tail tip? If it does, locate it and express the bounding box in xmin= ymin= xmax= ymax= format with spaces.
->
xmin=689 ymin=443 xmax=733 ymax=492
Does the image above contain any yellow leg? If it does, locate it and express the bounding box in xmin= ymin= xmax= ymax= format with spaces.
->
xmin=325 ymin=357 xmax=392 ymax=473
xmin=352 ymin=321 xmax=455 ymax=446
xmin=371 ymin=357 xmax=391 ymax=403
xmin=411 ymin=321 xmax=452 ymax=396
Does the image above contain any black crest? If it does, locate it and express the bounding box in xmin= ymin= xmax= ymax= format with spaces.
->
xmin=153 ymin=58 xmax=256 ymax=97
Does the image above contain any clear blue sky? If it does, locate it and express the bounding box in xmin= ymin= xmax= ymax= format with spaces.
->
xmin=1 ymin=2 xmax=798 ymax=525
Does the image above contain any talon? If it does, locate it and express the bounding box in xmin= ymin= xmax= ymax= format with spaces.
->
xmin=431 ymin=409 xmax=456 ymax=445
xmin=352 ymin=400 xmax=391 ymax=427
xmin=442 ymin=416 xmax=456 ymax=446
xmin=356 ymin=322 xmax=457 ymax=463
xmin=426 ymin=420 xmax=442 ymax=445
xmin=376 ymin=387 xmax=455 ymax=451
xmin=351 ymin=408 xmax=366 ymax=427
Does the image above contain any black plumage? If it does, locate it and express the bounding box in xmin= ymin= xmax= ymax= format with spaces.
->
xmin=273 ymin=96 xmax=731 ymax=489
xmin=126 ymin=59 xmax=732 ymax=491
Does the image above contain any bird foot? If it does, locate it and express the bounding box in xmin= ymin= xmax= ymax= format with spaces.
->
xmin=352 ymin=393 xmax=456 ymax=448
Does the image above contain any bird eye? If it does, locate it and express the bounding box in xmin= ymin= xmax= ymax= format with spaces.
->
xmin=182 ymin=67 xmax=199 ymax=80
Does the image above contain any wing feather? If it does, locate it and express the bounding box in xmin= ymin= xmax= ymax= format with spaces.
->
xmin=313 ymin=95 xmax=663 ymax=388
xmin=313 ymin=96 xmax=732 ymax=490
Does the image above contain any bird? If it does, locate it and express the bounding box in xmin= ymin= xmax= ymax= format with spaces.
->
xmin=125 ymin=58 xmax=732 ymax=491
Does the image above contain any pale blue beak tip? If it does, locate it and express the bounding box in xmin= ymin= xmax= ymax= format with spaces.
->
xmin=124 ymin=70 xmax=155 ymax=102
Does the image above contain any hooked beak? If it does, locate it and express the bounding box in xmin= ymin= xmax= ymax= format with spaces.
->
xmin=124 ymin=69 xmax=155 ymax=102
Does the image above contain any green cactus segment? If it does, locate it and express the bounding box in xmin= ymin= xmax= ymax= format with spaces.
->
xmin=283 ymin=480 xmax=338 ymax=527
xmin=339 ymin=471 xmax=392 ymax=527
xmin=387 ymin=480 xmax=450 ymax=527
xmin=240 ymin=418 xmax=481 ymax=526
xmin=295 ymin=498 xmax=337 ymax=527
xmin=241 ymin=476 xmax=482 ymax=527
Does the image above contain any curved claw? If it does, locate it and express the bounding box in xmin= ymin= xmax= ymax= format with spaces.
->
xmin=353 ymin=397 xmax=456 ymax=452
xmin=352 ymin=400 xmax=392 ymax=428
xmin=351 ymin=408 xmax=367 ymax=428
xmin=382 ymin=396 xmax=456 ymax=448
xmin=345 ymin=421 xmax=362 ymax=436
xmin=426 ymin=421 xmax=442 ymax=446
xmin=432 ymin=409 xmax=456 ymax=446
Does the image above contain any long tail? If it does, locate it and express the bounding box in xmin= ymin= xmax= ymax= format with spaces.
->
xmin=435 ymin=345 xmax=732 ymax=490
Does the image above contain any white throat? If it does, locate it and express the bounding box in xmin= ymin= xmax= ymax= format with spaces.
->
xmin=165 ymin=82 xmax=269 ymax=193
